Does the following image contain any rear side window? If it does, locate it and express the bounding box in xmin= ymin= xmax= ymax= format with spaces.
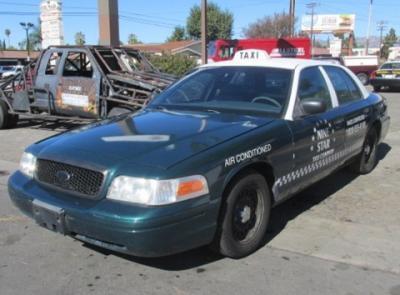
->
xmin=63 ymin=52 xmax=93 ymax=78
xmin=297 ymin=66 xmax=332 ymax=111
xmin=324 ymin=66 xmax=363 ymax=105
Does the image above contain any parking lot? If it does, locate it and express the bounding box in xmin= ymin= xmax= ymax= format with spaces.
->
xmin=0 ymin=89 xmax=399 ymax=295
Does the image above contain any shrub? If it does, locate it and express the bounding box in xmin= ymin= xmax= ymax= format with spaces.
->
xmin=149 ymin=54 xmax=198 ymax=77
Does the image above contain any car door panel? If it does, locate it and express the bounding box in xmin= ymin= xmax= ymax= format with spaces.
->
xmin=55 ymin=50 xmax=100 ymax=119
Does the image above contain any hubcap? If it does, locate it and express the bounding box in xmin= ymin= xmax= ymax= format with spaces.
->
xmin=240 ymin=206 xmax=252 ymax=223
xmin=232 ymin=186 xmax=264 ymax=242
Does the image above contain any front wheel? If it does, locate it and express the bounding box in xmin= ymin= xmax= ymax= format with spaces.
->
xmin=349 ymin=128 xmax=378 ymax=174
xmin=214 ymin=172 xmax=271 ymax=258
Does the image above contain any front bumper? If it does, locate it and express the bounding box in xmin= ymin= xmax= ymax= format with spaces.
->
xmin=8 ymin=171 xmax=220 ymax=257
xmin=370 ymin=78 xmax=400 ymax=88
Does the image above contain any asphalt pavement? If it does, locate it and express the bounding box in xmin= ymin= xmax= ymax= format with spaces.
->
xmin=0 ymin=89 xmax=400 ymax=295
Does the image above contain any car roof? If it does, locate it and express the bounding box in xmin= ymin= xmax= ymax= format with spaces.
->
xmin=200 ymin=51 xmax=336 ymax=70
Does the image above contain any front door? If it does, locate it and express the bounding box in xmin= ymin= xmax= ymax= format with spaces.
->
xmin=32 ymin=50 xmax=64 ymax=111
xmin=285 ymin=66 xmax=345 ymax=195
xmin=55 ymin=50 xmax=100 ymax=118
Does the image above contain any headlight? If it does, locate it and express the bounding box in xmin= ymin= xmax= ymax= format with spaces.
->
xmin=19 ymin=152 xmax=37 ymax=178
xmin=107 ymin=175 xmax=209 ymax=206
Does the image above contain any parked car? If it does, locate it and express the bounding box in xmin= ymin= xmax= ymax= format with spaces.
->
xmin=370 ymin=61 xmax=400 ymax=91
xmin=8 ymin=49 xmax=390 ymax=258
xmin=1 ymin=65 xmax=24 ymax=79
xmin=0 ymin=46 xmax=175 ymax=129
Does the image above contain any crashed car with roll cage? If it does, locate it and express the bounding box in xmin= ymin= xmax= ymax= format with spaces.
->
xmin=8 ymin=49 xmax=390 ymax=258
xmin=0 ymin=45 xmax=175 ymax=129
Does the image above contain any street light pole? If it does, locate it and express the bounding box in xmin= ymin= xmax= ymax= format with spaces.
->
xmin=365 ymin=0 xmax=373 ymax=55
xmin=20 ymin=22 xmax=34 ymax=60
xmin=306 ymin=2 xmax=317 ymax=57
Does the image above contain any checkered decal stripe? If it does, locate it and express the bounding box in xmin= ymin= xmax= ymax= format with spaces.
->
xmin=275 ymin=144 xmax=359 ymax=188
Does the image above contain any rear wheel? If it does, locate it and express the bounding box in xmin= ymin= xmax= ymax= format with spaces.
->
xmin=349 ymin=128 xmax=378 ymax=174
xmin=214 ymin=172 xmax=271 ymax=258
xmin=0 ymin=100 xmax=18 ymax=129
xmin=357 ymin=73 xmax=369 ymax=85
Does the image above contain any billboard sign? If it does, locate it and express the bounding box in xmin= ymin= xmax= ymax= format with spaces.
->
xmin=301 ymin=14 xmax=355 ymax=33
xmin=40 ymin=0 xmax=64 ymax=49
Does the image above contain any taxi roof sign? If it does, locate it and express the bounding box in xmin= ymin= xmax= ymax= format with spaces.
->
xmin=233 ymin=49 xmax=270 ymax=62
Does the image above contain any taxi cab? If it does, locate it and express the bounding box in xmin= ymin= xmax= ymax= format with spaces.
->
xmin=370 ymin=60 xmax=400 ymax=91
xmin=8 ymin=50 xmax=390 ymax=258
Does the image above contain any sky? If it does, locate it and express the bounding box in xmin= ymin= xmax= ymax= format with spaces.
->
xmin=0 ymin=0 xmax=399 ymax=48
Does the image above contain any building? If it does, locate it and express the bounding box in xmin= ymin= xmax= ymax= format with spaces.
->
xmin=0 ymin=50 xmax=40 ymax=65
xmin=40 ymin=0 xmax=64 ymax=49
xmin=127 ymin=40 xmax=201 ymax=58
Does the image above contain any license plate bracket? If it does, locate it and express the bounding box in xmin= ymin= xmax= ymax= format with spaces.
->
xmin=32 ymin=199 xmax=66 ymax=235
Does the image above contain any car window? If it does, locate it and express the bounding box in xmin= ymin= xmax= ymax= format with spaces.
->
xmin=380 ymin=63 xmax=392 ymax=70
xmin=150 ymin=66 xmax=292 ymax=116
xmin=45 ymin=51 xmax=63 ymax=75
xmin=324 ymin=66 xmax=363 ymax=105
xmin=62 ymin=52 xmax=93 ymax=78
xmin=296 ymin=66 xmax=332 ymax=113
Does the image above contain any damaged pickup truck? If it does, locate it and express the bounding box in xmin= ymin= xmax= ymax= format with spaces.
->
xmin=0 ymin=46 xmax=175 ymax=129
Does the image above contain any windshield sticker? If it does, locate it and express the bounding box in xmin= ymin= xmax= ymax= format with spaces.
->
xmin=225 ymin=144 xmax=272 ymax=167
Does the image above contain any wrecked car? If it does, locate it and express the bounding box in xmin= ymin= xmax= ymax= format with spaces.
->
xmin=0 ymin=46 xmax=175 ymax=129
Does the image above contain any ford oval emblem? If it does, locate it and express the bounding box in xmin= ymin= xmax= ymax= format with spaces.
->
xmin=55 ymin=170 xmax=71 ymax=184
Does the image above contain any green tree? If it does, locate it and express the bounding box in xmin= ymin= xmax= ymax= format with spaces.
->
xmin=127 ymin=33 xmax=141 ymax=45
xmin=186 ymin=2 xmax=233 ymax=41
xmin=74 ymin=32 xmax=86 ymax=45
xmin=382 ymin=28 xmax=398 ymax=59
xmin=243 ymin=12 xmax=292 ymax=38
xmin=4 ymin=29 xmax=11 ymax=49
xmin=167 ymin=26 xmax=186 ymax=42
xmin=148 ymin=54 xmax=197 ymax=76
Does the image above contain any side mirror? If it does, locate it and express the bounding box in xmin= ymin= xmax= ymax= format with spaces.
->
xmin=300 ymin=99 xmax=327 ymax=115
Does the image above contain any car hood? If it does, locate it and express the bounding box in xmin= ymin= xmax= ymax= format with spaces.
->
xmin=33 ymin=108 xmax=275 ymax=170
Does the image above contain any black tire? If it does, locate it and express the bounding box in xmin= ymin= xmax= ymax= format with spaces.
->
xmin=373 ymin=85 xmax=381 ymax=92
xmin=7 ymin=114 xmax=19 ymax=128
xmin=107 ymin=107 xmax=133 ymax=118
xmin=215 ymin=172 xmax=271 ymax=258
xmin=357 ymin=73 xmax=369 ymax=85
xmin=349 ymin=128 xmax=378 ymax=174
xmin=0 ymin=100 xmax=18 ymax=129
xmin=0 ymin=100 xmax=9 ymax=129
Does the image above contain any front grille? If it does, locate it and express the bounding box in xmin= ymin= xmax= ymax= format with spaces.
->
xmin=36 ymin=159 xmax=104 ymax=197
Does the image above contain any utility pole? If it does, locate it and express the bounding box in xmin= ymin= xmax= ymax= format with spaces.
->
xmin=377 ymin=20 xmax=387 ymax=58
xmin=306 ymin=2 xmax=317 ymax=56
xmin=289 ymin=0 xmax=296 ymax=37
xmin=20 ymin=22 xmax=34 ymax=59
xmin=201 ymin=0 xmax=208 ymax=64
xmin=365 ymin=0 xmax=373 ymax=55
xmin=98 ymin=0 xmax=120 ymax=47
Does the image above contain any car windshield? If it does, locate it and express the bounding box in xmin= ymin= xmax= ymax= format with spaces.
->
xmin=149 ymin=66 xmax=292 ymax=116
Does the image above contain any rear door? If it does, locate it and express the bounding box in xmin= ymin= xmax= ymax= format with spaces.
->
xmin=284 ymin=66 xmax=346 ymax=195
xmin=55 ymin=50 xmax=100 ymax=118
xmin=323 ymin=66 xmax=370 ymax=160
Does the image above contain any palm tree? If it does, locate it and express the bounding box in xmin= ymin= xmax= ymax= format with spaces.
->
xmin=4 ymin=29 xmax=10 ymax=49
